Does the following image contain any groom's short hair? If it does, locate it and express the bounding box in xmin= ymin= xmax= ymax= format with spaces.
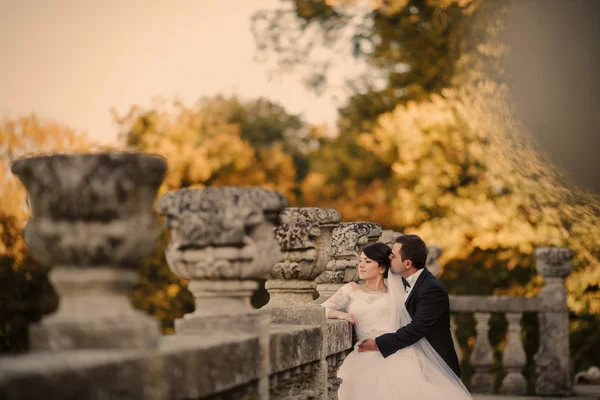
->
xmin=395 ymin=234 xmax=427 ymax=269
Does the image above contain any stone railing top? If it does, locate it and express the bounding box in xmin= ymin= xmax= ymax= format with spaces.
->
xmin=11 ymin=152 xmax=167 ymax=220
xmin=450 ymin=295 xmax=542 ymax=313
xmin=0 ymin=325 xmax=330 ymax=400
xmin=156 ymin=186 xmax=288 ymax=248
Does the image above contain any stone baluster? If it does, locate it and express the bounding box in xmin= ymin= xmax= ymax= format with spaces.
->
xmin=501 ymin=312 xmax=527 ymax=395
xmin=264 ymin=207 xmax=340 ymax=399
xmin=316 ymin=222 xmax=382 ymax=302
xmin=470 ymin=312 xmax=494 ymax=393
xmin=156 ymin=186 xmax=287 ymax=399
xmin=450 ymin=314 xmax=463 ymax=364
xmin=11 ymin=152 xmax=166 ymax=350
xmin=534 ymin=247 xmax=574 ymax=395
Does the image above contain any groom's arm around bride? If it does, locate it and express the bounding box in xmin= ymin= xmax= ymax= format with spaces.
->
xmin=358 ymin=234 xmax=461 ymax=378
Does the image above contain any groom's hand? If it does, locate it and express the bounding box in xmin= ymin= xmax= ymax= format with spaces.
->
xmin=357 ymin=339 xmax=378 ymax=352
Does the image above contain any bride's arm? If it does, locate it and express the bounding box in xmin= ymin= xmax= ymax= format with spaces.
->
xmin=320 ymin=283 xmax=357 ymax=325
xmin=375 ymin=284 xmax=448 ymax=358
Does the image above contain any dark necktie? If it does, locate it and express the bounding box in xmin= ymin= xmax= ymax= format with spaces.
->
xmin=402 ymin=277 xmax=411 ymax=290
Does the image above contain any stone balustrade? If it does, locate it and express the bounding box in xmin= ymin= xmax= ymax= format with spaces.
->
xmin=449 ymin=247 xmax=574 ymax=395
xmin=0 ymin=152 xmax=576 ymax=399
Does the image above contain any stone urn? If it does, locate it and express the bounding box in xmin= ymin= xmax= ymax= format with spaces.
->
xmin=156 ymin=186 xmax=288 ymax=333
xmin=265 ymin=207 xmax=341 ymax=307
xmin=11 ymin=152 xmax=167 ymax=350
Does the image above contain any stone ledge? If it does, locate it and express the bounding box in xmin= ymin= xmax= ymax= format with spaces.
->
xmin=326 ymin=319 xmax=353 ymax=356
xmin=160 ymin=333 xmax=262 ymax=399
xmin=0 ymin=333 xmax=262 ymax=400
xmin=269 ymin=325 xmax=322 ymax=374
xmin=450 ymin=295 xmax=542 ymax=313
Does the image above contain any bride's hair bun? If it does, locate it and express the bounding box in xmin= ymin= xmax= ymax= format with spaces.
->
xmin=362 ymin=242 xmax=392 ymax=278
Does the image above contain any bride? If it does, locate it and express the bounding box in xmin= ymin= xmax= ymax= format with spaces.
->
xmin=321 ymin=242 xmax=472 ymax=399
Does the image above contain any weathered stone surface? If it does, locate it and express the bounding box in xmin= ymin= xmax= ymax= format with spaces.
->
xmin=157 ymin=186 xmax=287 ymax=281
xmin=269 ymin=325 xmax=323 ymax=373
xmin=325 ymin=320 xmax=353 ymax=356
xmin=156 ymin=186 xmax=287 ymax=329
xmin=534 ymin=247 xmax=573 ymax=395
xmin=10 ymin=152 xmax=166 ymax=351
xmin=0 ymin=334 xmax=265 ymax=400
xmin=266 ymin=207 xmax=340 ymax=307
xmin=315 ymin=222 xmax=381 ymax=304
xmin=326 ymin=351 xmax=352 ymax=400
xmin=161 ymin=334 xmax=262 ymax=399
xmin=450 ymin=295 xmax=542 ymax=313
xmin=0 ymin=349 xmax=164 ymax=400
xmin=470 ymin=313 xmax=494 ymax=394
xmin=501 ymin=313 xmax=527 ymax=395
xmin=265 ymin=305 xmax=329 ymax=399
xmin=157 ymin=186 xmax=283 ymax=399
xmin=269 ymin=361 xmax=323 ymax=400
xmin=11 ymin=152 xmax=166 ymax=267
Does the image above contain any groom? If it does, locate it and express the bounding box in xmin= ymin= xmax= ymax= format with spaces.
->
xmin=358 ymin=234 xmax=461 ymax=377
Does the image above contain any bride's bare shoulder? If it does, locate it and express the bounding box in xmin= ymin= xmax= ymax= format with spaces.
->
xmin=348 ymin=282 xmax=360 ymax=291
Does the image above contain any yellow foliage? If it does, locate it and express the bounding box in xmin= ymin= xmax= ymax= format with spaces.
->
xmin=114 ymin=101 xmax=298 ymax=200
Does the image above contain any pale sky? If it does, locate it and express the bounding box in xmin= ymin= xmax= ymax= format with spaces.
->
xmin=0 ymin=0 xmax=350 ymax=145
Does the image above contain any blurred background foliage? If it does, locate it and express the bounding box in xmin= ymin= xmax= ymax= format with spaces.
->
xmin=1 ymin=0 xmax=598 ymax=391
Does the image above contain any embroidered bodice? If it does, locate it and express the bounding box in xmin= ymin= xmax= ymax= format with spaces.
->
xmin=321 ymin=283 xmax=392 ymax=341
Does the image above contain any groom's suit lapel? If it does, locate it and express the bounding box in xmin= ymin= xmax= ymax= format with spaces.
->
xmin=405 ymin=268 xmax=431 ymax=307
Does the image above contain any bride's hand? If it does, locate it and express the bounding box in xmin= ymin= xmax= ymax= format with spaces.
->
xmin=338 ymin=312 xmax=358 ymax=328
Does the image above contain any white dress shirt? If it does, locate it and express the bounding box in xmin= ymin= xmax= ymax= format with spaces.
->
xmin=404 ymin=268 xmax=424 ymax=301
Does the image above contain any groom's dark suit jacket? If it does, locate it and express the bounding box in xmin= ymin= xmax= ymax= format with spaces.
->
xmin=375 ymin=268 xmax=461 ymax=377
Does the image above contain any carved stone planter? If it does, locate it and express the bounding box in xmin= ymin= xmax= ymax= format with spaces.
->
xmin=156 ymin=186 xmax=288 ymax=333
xmin=315 ymin=222 xmax=381 ymax=303
xmin=265 ymin=207 xmax=341 ymax=307
xmin=11 ymin=152 xmax=167 ymax=350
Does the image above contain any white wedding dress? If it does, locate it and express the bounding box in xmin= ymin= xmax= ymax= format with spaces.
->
xmin=321 ymin=273 xmax=472 ymax=400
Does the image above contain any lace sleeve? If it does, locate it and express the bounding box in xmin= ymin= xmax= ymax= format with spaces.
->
xmin=321 ymin=283 xmax=353 ymax=318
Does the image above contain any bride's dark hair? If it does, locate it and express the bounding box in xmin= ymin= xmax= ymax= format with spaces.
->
xmin=362 ymin=242 xmax=392 ymax=278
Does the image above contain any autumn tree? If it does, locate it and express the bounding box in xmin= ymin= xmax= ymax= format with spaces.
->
xmin=0 ymin=115 xmax=89 ymax=352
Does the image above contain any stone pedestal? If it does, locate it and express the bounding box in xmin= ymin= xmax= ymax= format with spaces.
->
xmin=11 ymin=152 xmax=166 ymax=350
xmin=156 ymin=186 xmax=287 ymax=399
xmin=264 ymin=207 xmax=340 ymax=400
xmin=315 ymin=222 xmax=381 ymax=303
xmin=534 ymin=247 xmax=574 ymax=395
